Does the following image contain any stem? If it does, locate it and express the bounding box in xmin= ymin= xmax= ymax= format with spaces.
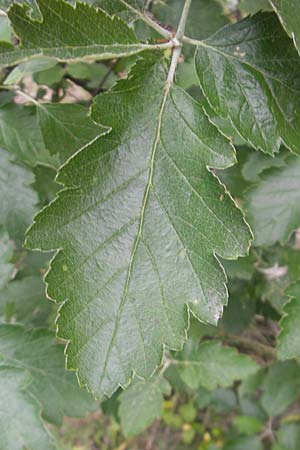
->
xmin=166 ymin=45 xmax=181 ymax=91
xmin=15 ymin=89 xmax=40 ymax=106
xmin=176 ymin=0 xmax=192 ymax=40
xmin=166 ymin=0 xmax=192 ymax=90
xmin=182 ymin=35 xmax=203 ymax=46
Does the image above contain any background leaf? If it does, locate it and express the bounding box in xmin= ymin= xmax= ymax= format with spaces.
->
xmin=246 ymin=156 xmax=300 ymax=246
xmin=0 ymin=324 xmax=98 ymax=425
xmin=119 ymin=378 xmax=171 ymax=437
xmin=0 ymin=366 xmax=56 ymax=450
xmin=0 ymin=148 xmax=38 ymax=241
xmin=195 ymin=13 xmax=300 ymax=155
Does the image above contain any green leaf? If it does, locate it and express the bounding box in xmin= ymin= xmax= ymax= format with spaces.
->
xmin=153 ymin=0 xmax=229 ymax=41
xmin=26 ymin=56 xmax=251 ymax=398
xmin=0 ymin=15 xmax=12 ymax=43
xmin=4 ymin=56 xmax=57 ymax=85
xmin=0 ymin=366 xmax=56 ymax=450
xmin=1 ymin=0 xmax=163 ymax=68
xmin=233 ymin=415 xmax=264 ymax=435
xmin=216 ymin=146 xmax=250 ymax=199
xmin=276 ymin=423 xmax=300 ymax=450
xmin=0 ymin=104 xmax=54 ymax=167
xmin=0 ymin=102 xmax=105 ymax=167
xmin=195 ymin=12 xmax=300 ymax=155
xmin=173 ymin=340 xmax=258 ymax=391
xmin=119 ymin=378 xmax=171 ymax=437
xmin=246 ymin=155 xmax=300 ymax=246
xmin=0 ymin=0 xmax=39 ymax=16
xmin=0 ymin=276 xmax=54 ymax=327
xmin=36 ymin=103 xmax=106 ymax=162
xmin=0 ymin=324 xmax=97 ymax=425
xmin=261 ymin=361 xmax=300 ymax=417
xmin=239 ymin=0 xmax=272 ymax=14
xmin=224 ymin=435 xmax=263 ymax=450
xmin=222 ymin=253 xmax=256 ymax=281
xmin=0 ymin=227 xmax=14 ymax=289
xmin=33 ymin=164 xmax=60 ymax=206
xmin=270 ymin=0 xmax=300 ymax=55
xmin=0 ymin=148 xmax=38 ymax=241
xmin=277 ymin=282 xmax=300 ymax=361
xmin=221 ymin=281 xmax=256 ymax=334
xmin=242 ymin=149 xmax=287 ymax=183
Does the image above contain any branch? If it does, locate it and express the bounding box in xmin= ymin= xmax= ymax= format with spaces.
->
xmin=176 ymin=0 xmax=192 ymax=40
xmin=166 ymin=0 xmax=192 ymax=90
xmin=182 ymin=35 xmax=203 ymax=46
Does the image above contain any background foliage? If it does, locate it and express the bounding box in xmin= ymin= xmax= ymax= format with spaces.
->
xmin=0 ymin=0 xmax=300 ymax=449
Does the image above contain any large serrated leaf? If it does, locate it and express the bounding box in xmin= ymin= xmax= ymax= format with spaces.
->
xmin=0 ymin=324 xmax=97 ymax=425
xmin=0 ymin=366 xmax=56 ymax=450
xmin=246 ymin=155 xmax=300 ymax=246
xmin=0 ymin=0 xmax=163 ymax=68
xmin=26 ymin=56 xmax=251 ymax=398
xmin=195 ymin=12 xmax=300 ymax=155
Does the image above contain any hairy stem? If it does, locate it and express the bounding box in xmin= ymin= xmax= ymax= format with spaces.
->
xmin=166 ymin=0 xmax=193 ymax=90
xmin=182 ymin=35 xmax=203 ymax=46
xmin=176 ymin=0 xmax=192 ymax=40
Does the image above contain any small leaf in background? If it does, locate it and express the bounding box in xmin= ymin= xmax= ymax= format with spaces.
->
xmin=0 ymin=324 xmax=98 ymax=425
xmin=223 ymin=435 xmax=263 ymax=450
xmin=277 ymin=282 xmax=300 ymax=361
xmin=0 ymin=276 xmax=54 ymax=327
xmin=0 ymin=148 xmax=38 ymax=241
xmin=0 ymin=227 xmax=14 ymax=289
xmin=33 ymin=164 xmax=60 ymax=206
xmin=0 ymin=14 xmax=12 ymax=42
xmin=119 ymin=378 xmax=171 ymax=437
xmin=233 ymin=415 xmax=264 ymax=435
xmin=0 ymin=366 xmax=56 ymax=450
xmin=0 ymin=104 xmax=55 ymax=167
xmin=4 ymin=57 xmax=57 ymax=86
xmin=270 ymin=0 xmax=300 ymax=55
xmin=173 ymin=340 xmax=258 ymax=391
xmin=241 ymin=149 xmax=287 ymax=183
xmin=246 ymin=156 xmax=300 ymax=246
xmin=37 ymin=103 xmax=106 ymax=161
xmin=239 ymin=0 xmax=272 ymax=14
xmin=276 ymin=423 xmax=300 ymax=450
xmin=261 ymin=361 xmax=300 ymax=417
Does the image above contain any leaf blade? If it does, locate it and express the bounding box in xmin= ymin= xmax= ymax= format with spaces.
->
xmin=195 ymin=12 xmax=300 ymax=155
xmin=26 ymin=56 xmax=251 ymax=398
xmin=0 ymin=0 xmax=162 ymax=68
